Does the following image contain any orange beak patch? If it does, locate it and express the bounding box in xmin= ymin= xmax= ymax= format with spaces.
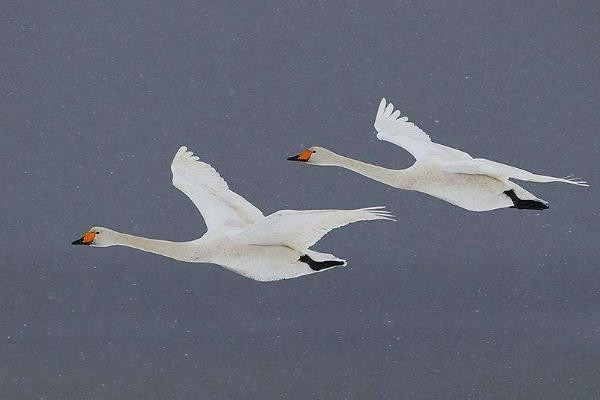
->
xmin=287 ymin=149 xmax=313 ymax=162
xmin=72 ymin=231 xmax=96 ymax=245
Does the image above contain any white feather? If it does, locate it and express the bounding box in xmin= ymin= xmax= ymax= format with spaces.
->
xmin=77 ymin=146 xmax=392 ymax=281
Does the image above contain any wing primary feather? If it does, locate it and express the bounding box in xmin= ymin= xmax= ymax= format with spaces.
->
xmin=171 ymin=146 xmax=264 ymax=231
xmin=373 ymin=98 xmax=471 ymax=162
xmin=377 ymin=98 xmax=387 ymax=118
xmin=237 ymin=207 xmax=395 ymax=250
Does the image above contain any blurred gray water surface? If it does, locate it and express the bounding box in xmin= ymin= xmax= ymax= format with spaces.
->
xmin=1 ymin=1 xmax=599 ymax=399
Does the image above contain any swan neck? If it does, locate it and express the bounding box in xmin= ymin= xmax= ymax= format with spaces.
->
xmin=111 ymin=232 xmax=200 ymax=262
xmin=328 ymin=152 xmax=411 ymax=189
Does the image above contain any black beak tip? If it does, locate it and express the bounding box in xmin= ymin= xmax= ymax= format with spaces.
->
xmin=71 ymin=238 xmax=84 ymax=245
xmin=287 ymin=155 xmax=298 ymax=161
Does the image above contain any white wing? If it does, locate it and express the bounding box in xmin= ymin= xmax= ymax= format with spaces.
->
xmin=440 ymin=158 xmax=588 ymax=186
xmin=237 ymin=207 xmax=394 ymax=251
xmin=171 ymin=146 xmax=265 ymax=231
xmin=374 ymin=98 xmax=471 ymax=162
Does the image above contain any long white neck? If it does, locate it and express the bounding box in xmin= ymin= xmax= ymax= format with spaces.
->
xmin=323 ymin=152 xmax=413 ymax=189
xmin=107 ymin=231 xmax=205 ymax=262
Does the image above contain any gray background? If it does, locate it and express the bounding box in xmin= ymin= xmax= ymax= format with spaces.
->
xmin=1 ymin=1 xmax=599 ymax=399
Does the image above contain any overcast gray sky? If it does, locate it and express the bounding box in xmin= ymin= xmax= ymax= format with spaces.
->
xmin=1 ymin=1 xmax=599 ymax=399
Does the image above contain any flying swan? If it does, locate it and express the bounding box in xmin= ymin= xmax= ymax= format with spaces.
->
xmin=72 ymin=146 xmax=393 ymax=281
xmin=287 ymin=98 xmax=588 ymax=212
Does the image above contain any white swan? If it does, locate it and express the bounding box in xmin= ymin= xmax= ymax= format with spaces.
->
xmin=72 ymin=146 xmax=393 ymax=281
xmin=287 ymin=98 xmax=588 ymax=212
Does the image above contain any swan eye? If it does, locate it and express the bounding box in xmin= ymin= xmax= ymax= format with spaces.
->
xmin=96 ymin=231 xmax=100 ymax=234
xmin=312 ymin=150 xmax=316 ymax=153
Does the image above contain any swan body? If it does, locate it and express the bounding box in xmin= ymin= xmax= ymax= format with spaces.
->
xmin=72 ymin=146 xmax=393 ymax=281
xmin=287 ymin=98 xmax=587 ymax=212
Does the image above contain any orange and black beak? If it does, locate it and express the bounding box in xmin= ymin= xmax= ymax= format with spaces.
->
xmin=287 ymin=149 xmax=313 ymax=162
xmin=72 ymin=231 xmax=96 ymax=245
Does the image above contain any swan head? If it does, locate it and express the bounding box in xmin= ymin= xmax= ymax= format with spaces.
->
xmin=71 ymin=227 xmax=117 ymax=247
xmin=287 ymin=147 xmax=337 ymax=166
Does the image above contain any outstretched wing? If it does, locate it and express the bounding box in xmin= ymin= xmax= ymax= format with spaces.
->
xmin=374 ymin=98 xmax=471 ymax=162
xmin=171 ymin=146 xmax=265 ymax=231
xmin=237 ymin=207 xmax=394 ymax=251
xmin=440 ymin=158 xmax=589 ymax=186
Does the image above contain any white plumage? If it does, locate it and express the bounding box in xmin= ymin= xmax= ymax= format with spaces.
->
xmin=72 ymin=146 xmax=393 ymax=281
xmin=237 ymin=207 xmax=392 ymax=251
xmin=171 ymin=146 xmax=265 ymax=230
xmin=288 ymin=98 xmax=587 ymax=212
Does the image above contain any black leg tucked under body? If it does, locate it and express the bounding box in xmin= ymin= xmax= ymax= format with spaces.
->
xmin=299 ymin=255 xmax=345 ymax=271
xmin=504 ymin=189 xmax=549 ymax=210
